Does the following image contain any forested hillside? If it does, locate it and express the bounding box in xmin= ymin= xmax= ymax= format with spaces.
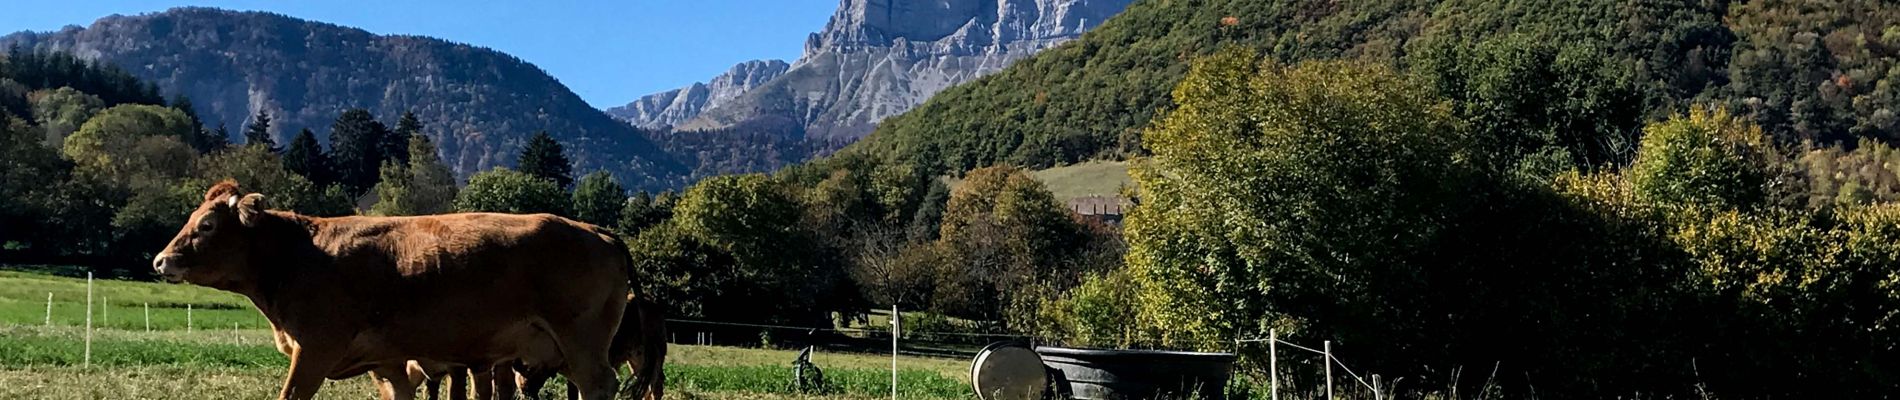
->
xmin=0 ymin=49 xmax=650 ymax=281
xmin=700 ymin=0 xmax=1900 ymax=397
xmin=857 ymin=0 xmax=1900 ymax=176
xmin=0 ymin=7 xmax=684 ymax=189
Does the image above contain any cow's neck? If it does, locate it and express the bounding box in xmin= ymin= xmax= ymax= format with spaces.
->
xmin=237 ymin=211 xmax=330 ymax=318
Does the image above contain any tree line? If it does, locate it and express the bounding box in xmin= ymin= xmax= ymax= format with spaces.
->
xmin=0 ymin=50 xmax=661 ymax=279
xmin=1028 ymin=47 xmax=1900 ymax=398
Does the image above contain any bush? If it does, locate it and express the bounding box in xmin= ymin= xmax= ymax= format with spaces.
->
xmin=452 ymin=168 xmax=568 ymax=215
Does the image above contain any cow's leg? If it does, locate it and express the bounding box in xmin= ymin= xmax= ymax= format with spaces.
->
xmin=515 ymin=367 xmax=551 ymax=400
xmin=553 ymin=331 xmax=619 ymax=400
xmin=492 ymin=362 xmax=521 ymax=400
xmin=633 ymin=358 xmax=663 ymax=400
xmin=371 ymin=364 xmax=420 ymax=400
xmin=471 ymin=365 xmax=494 ymax=400
xmin=560 ymin=298 xmax=627 ymax=400
xmin=448 ymin=366 xmax=470 ymax=400
xmin=278 ymin=347 xmax=342 ymax=400
xmin=560 ymin=359 xmax=616 ymax=400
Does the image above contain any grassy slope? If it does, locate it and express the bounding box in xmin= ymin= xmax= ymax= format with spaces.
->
xmin=0 ymin=269 xmax=971 ymax=399
xmin=942 ymin=161 xmax=1133 ymax=202
xmin=1030 ymin=161 xmax=1132 ymax=201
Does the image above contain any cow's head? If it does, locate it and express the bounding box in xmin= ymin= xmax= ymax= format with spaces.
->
xmin=152 ymin=180 xmax=270 ymax=286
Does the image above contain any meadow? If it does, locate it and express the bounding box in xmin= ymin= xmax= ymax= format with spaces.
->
xmin=0 ymin=270 xmax=972 ymax=399
xmin=1027 ymin=161 xmax=1131 ymax=201
xmin=941 ymin=161 xmax=1131 ymax=203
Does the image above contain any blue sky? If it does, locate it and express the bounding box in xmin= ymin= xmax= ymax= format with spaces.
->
xmin=0 ymin=1 xmax=837 ymax=109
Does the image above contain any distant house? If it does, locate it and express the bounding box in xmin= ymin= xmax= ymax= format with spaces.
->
xmin=1067 ymin=195 xmax=1126 ymax=225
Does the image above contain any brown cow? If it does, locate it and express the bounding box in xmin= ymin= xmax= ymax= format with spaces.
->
xmin=152 ymin=181 xmax=630 ymax=400
xmin=516 ymin=294 xmax=668 ymax=400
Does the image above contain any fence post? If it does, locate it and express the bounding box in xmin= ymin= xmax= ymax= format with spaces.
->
xmin=102 ymin=297 xmax=107 ymax=327
xmin=45 ymin=292 xmax=52 ymax=327
xmin=1324 ymin=340 xmax=1333 ymax=400
xmin=84 ymin=272 xmax=93 ymax=368
xmin=1269 ymin=328 xmax=1278 ymax=400
xmin=234 ymin=323 xmax=240 ymax=344
xmin=187 ymin=304 xmax=193 ymax=332
xmin=144 ymin=303 xmax=150 ymax=332
xmin=891 ymin=305 xmax=899 ymax=400
xmin=1373 ymin=374 xmax=1382 ymax=400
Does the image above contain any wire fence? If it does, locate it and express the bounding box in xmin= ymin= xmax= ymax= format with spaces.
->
xmin=35 ymin=284 xmax=1386 ymax=400
xmin=1239 ymin=330 xmax=1385 ymax=400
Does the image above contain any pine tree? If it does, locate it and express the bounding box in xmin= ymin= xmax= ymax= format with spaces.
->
xmin=244 ymin=110 xmax=276 ymax=151
xmin=517 ymin=131 xmax=573 ymax=188
xmin=329 ymin=108 xmax=390 ymax=194
xmin=283 ymin=128 xmax=334 ymax=186
xmin=385 ymin=111 xmax=421 ymax=165
xmin=206 ymin=123 xmax=232 ymax=151
xmin=170 ymin=95 xmax=201 ymax=128
xmin=170 ymin=95 xmax=218 ymax=152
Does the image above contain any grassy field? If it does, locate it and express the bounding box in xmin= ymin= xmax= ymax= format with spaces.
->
xmin=941 ymin=160 xmax=1132 ymax=202
xmin=1028 ymin=160 xmax=1131 ymax=201
xmin=0 ymin=269 xmax=972 ymax=399
xmin=0 ymin=270 xmax=269 ymax=331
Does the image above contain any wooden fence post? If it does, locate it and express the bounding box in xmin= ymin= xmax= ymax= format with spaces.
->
xmin=1324 ymin=340 xmax=1333 ymax=400
xmin=1269 ymin=328 xmax=1278 ymax=400
xmin=891 ymin=305 xmax=900 ymax=400
xmin=84 ymin=272 xmax=93 ymax=368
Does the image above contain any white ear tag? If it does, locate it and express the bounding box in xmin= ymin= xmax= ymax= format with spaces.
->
xmin=228 ymin=195 xmax=239 ymax=207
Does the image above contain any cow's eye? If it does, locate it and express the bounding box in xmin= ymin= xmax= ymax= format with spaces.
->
xmin=198 ymin=220 xmax=215 ymax=233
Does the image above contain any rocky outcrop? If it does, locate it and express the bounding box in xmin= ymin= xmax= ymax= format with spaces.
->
xmin=1 ymin=7 xmax=685 ymax=189
xmin=607 ymin=60 xmax=788 ymax=129
xmin=616 ymin=0 xmax=1132 ymax=142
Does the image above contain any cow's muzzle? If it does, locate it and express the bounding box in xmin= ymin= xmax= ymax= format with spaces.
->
xmin=153 ymin=253 xmax=185 ymax=283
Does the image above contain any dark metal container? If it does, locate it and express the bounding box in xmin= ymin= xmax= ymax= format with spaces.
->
xmin=1034 ymin=346 xmax=1237 ymax=400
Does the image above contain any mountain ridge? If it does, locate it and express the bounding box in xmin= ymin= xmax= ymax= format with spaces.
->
xmin=606 ymin=59 xmax=789 ymax=130
xmin=613 ymin=0 xmax=1132 ymax=143
xmin=0 ymin=7 xmax=685 ymax=189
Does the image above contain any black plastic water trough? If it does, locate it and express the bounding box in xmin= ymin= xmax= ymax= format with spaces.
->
xmin=1034 ymin=346 xmax=1237 ymax=400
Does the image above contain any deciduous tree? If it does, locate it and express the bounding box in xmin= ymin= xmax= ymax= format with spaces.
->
xmin=453 ymin=168 xmax=567 ymax=215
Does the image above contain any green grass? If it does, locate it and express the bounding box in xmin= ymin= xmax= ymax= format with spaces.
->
xmin=943 ymin=161 xmax=1132 ymax=202
xmin=0 ymin=270 xmax=269 ymax=331
xmin=0 ymin=268 xmax=974 ymax=399
xmin=1029 ymin=160 xmax=1132 ymax=201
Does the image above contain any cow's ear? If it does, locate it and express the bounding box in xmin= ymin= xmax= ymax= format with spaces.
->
xmin=237 ymin=193 xmax=268 ymax=227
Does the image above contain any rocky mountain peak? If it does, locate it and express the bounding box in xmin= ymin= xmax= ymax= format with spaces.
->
xmin=607 ymin=60 xmax=789 ymax=129
xmin=806 ymin=0 xmax=1123 ymax=55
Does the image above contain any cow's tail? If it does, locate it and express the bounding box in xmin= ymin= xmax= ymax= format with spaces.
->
xmin=628 ymin=300 xmax=667 ymax=400
xmin=602 ymin=224 xmax=663 ymax=399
